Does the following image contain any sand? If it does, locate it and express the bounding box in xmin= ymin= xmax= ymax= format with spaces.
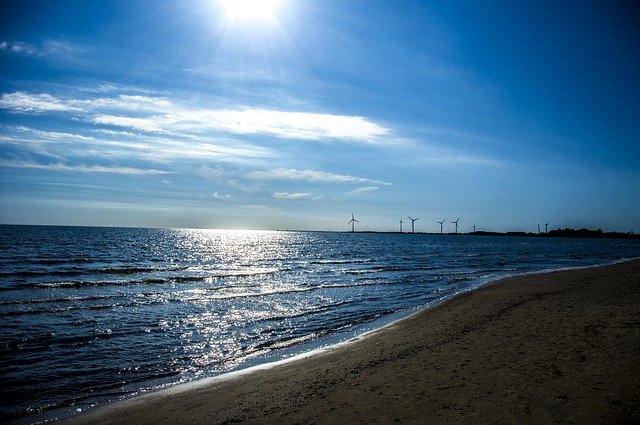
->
xmin=61 ymin=260 xmax=640 ymax=424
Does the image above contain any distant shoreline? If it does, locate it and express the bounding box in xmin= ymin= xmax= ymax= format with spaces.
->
xmin=2 ymin=223 xmax=638 ymax=239
xmin=278 ymin=228 xmax=640 ymax=240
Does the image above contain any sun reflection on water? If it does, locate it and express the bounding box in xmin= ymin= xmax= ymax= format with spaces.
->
xmin=160 ymin=229 xmax=313 ymax=377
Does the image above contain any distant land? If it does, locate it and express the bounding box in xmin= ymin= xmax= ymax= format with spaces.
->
xmin=278 ymin=228 xmax=640 ymax=240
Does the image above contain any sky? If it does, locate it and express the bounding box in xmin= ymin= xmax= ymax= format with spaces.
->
xmin=1 ymin=0 xmax=639 ymax=232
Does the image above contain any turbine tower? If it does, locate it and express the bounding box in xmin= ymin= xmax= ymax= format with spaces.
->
xmin=348 ymin=213 xmax=359 ymax=233
xmin=399 ymin=219 xmax=403 ymax=233
xmin=408 ymin=216 xmax=420 ymax=234
xmin=450 ymin=217 xmax=460 ymax=234
xmin=545 ymin=223 xmax=550 ymax=233
xmin=437 ymin=219 xmax=446 ymax=234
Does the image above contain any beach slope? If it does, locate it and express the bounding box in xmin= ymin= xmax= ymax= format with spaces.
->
xmin=62 ymin=260 xmax=640 ymax=424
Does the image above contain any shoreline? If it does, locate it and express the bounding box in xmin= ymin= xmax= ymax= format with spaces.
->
xmin=59 ymin=259 xmax=640 ymax=424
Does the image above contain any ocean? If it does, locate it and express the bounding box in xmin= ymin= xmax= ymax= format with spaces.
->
xmin=2 ymin=225 xmax=639 ymax=423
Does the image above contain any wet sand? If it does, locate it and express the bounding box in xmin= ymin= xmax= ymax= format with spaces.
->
xmin=61 ymin=260 xmax=640 ymax=424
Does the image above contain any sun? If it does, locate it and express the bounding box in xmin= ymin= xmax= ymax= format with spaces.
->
xmin=218 ymin=0 xmax=283 ymax=22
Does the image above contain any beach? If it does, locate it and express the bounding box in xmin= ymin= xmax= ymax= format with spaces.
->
xmin=61 ymin=259 xmax=640 ymax=424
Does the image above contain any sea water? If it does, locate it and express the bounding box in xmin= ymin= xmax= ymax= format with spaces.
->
xmin=1 ymin=225 xmax=639 ymax=423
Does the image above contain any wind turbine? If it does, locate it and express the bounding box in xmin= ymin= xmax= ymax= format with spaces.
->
xmin=473 ymin=223 xmax=476 ymax=233
xmin=408 ymin=216 xmax=420 ymax=233
xmin=545 ymin=223 xmax=550 ymax=233
xmin=348 ymin=213 xmax=359 ymax=233
xmin=450 ymin=217 xmax=460 ymax=234
xmin=399 ymin=219 xmax=403 ymax=233
xmin=437 ymin=219 xmax=446 ymax=234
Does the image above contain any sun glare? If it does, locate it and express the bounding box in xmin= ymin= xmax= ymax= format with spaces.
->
xmin=218 ymin=0 xmax=283 ymax=21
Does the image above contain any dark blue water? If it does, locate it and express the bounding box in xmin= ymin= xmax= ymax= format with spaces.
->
xmin=1 ymin=225 xmax=639 ymax=423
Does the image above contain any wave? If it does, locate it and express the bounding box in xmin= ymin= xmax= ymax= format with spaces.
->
xmin=344 ymin=265 xmax=435 ymax=274
xmin=20 ymin=267 xmax=282 ymax=289
xmin=309 ymin=258 xmax=373 ymax=265
xmin=1 ymin=327 xmax=157 ymax=352
xmin=251 ymin=333 xmax=319 ymax=353
xmin=0 ymin=293 xmax=121 ymax=306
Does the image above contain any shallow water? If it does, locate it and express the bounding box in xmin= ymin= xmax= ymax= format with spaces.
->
xmin=1 ymin=225 xmax=639 ymax=423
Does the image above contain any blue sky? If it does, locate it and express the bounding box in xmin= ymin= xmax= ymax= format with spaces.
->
xmin=1 ymin=0 xmax=639 ymax=232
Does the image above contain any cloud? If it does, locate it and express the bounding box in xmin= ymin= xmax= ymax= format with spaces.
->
xmin=93 ymin=114 xmax=165 ymax=133
xmin=197 ymin=165 xmax=226 ymax=180
xmin=213 ymin=192 xmax=234 ymax=202
xmin=0 ymin=160 xmax=170 ymax=175
xmin=93 ymin=129 xmax=140 ymax=138
xmin=191 ymin=109 xmax=389 ymax=142
xmin=346 ymin=186 xmax=379 ymax=195
xmin=247 ymin=168 xmax=392 ymax=185
xmin=77 ymin=95 xmax=174 ymax=112
xmin=0 ymin=91 xmax=390 ymax=143
xmin=11 ymin=126 xmax=95 ymax=142
xmin=0 ymin=92 xmax=81 ymax=113
xmin=1 ymin=41 xmax=38 ymax=55
xmin=1 ymin=40 xmax=79 ymax=59
xmin=5 ymin=125 xmax=272 ymax=164
xmin=272 ymin=192 xmax=314 ymax=200
xmin=90 ymin=108 xmax=389 ymax=142
xmin=418 ymin=149 xmax=500 ymax=167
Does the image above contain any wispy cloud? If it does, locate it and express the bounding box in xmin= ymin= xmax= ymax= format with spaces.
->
xmin=1 ymin=41 xmax=39 ymax=55
xmin=213 ymin=192 xmax=234 ymax=202
xmin=346 ymin=186 xmax=379 ymax=195
xmin=3 ymin=124 xmax=273 ymax=164
xmin=0 ymin=92 xmax=81 ymax=113
xmin=0 ymin=91 xmax=390 ymax=143
xmin=79 ymin=95 xmax=174 ymax=112
xmin=93 ymin=129 xmax=140 ymax=138
xmin=197 ymin=165 xmax=226 ymax=180
xmin=272 ymin=192 xmax=319 ymax=200
xmin=11 ymin=126 xmax=95 ymax=142
xmin=91 ymin=108 xmax=389 ymax=142
xmin=1 ymin=40 xmax=74 ymax=56
xmin=418 ymin=149 xmax=500 ymax=166
xmin=93 ymin=114 xmax=165 ymax=133
xmin=247 ymin=168 xmax=392 ymax=185
xmin=0 ymin=160 xmax=170 ymax=175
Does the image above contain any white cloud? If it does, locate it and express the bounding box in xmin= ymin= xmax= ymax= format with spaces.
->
xmin=0 ymin=160 xmax=170 ymax=175
xmin=90 ymin=108 xmax=389 ymax=142
xmin=11 ymin=126 xmax=95 ymax=142
xmin=93 ymin=129 xmax=140 ymax=138
xmin=0 ymin=91 xmax=390 ymax=143
xmin=182 ymin=109 xmax=389 ymax=142
xmin=78 ymin=95 xmax=174 ymax=112
xmin=0 ymin=92 xmax=80 ymax=113
xmin=5 ymin=123 xmax=273 ymax=166
xmin=1 ymin=41 xmax=38 ymax=55
xmin=197 ymin=165 xmax=226 ymax=180
xmin=213 ymin=192 xmax=234 ymax=202
xmin=1 ymin=39 xmax=80 ymax=62
xmin=346 ymin=186 xmax=379 ymax=195
xmin=272 ymin=192 xmax=313 ymax=200
xmin=93 ymin=114 xmax=165 ymax=133
xmin=247 ymin=168 xmax=392 ymax=185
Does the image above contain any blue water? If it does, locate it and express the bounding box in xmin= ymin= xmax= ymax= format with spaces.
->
xmin=1 ymin=225 xmax=640 ymax=423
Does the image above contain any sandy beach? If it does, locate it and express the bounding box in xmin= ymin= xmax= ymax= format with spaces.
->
xmin=61 ymin=260 xmax=640 ymax=424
